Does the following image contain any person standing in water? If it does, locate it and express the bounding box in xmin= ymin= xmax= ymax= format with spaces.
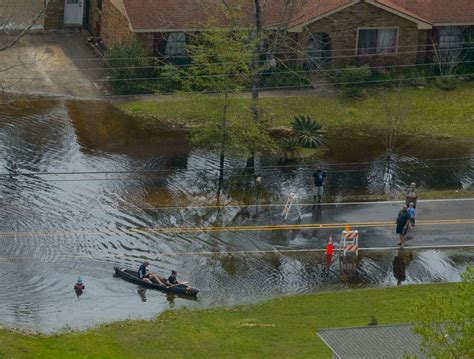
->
xmin=312 ymin=166 xmax=327 ymax=203
xmin=396 ymin=206 xmax=411 ymax=248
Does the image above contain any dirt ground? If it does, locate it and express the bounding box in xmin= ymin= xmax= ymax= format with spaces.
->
xmin=0 ymin=30 xmax=108 ymax=97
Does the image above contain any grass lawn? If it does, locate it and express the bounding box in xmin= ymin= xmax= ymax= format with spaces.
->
xmin=0 ymin=283 xmax=458 ymax=358
xmin=119 ymin=83 xmax=474 ymax=138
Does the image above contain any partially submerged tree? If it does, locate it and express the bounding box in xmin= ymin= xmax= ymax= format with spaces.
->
xmin=165 ymin=25 xmax=274 ymax=204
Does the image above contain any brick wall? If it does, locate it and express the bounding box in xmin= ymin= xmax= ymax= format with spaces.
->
xmin=302 ymin=1 xmax=422 ymax=67
xmin=100 ymin=0 xmax=153 ymax=53
xmin=44 ymin=0 xmax=64 ymax=29
xmin=87 ymin=0 xmax=101 ymax=36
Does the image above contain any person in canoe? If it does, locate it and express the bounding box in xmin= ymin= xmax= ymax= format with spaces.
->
xmin=138 ymin=261 xmax=165 ymax=285
xmin=167 ymin=270 xmax=188 ymax=288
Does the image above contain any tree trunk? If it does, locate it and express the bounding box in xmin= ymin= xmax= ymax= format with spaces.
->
xmin=216 ymin=151 xmax=225 ymax=206
xmin=217 ymin=86 xmax=229 ymax=206
xmin=246 ymin=0 xmax=263 ymax=173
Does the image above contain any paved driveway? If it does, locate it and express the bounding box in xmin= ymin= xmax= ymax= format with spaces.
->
xmin=0 ymin=30 xmax=108 ymax=97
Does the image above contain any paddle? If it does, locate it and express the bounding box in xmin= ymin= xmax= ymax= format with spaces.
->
xmin=167 ymin=281 xmax=189 ymax=288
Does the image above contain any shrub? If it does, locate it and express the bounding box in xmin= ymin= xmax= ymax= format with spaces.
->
xmin=261 ymin=65 xmax=310 ymax=89
xmin=435 ymin=76 xmax=459 ymax=91
xmin=105 ymin=42 xmax=156 ymax=95
xmin=279 ymin=137 xmax=299 ymax=160
xmin=329 ymin=65 xmax=372 ymax=86
xmin=292 ymin=115 xmax=325 ymax=148
xmin=344 ymin=87 xmax=368 ymax=99
xmin=329 ymin=65 xmax=372 ymax=99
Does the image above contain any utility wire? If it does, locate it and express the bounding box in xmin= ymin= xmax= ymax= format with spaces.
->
xmin=11 ymin=56 xmax=474 ymax=73
xmin=0 ymin=157 xmax=471 ymax=177
xmin=59 ymin=41 xmax=474 ymax=61
xmin=4 ymin=60 xmax=474 ymax=82
xmin=0 ymin=164 xmax=470 ymax=182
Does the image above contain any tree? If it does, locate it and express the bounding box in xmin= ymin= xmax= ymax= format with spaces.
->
xmin=430 ymin=28 xmax=467 ymax=90
xmin=411 ymin=266 xmax=474 ymax=358
xmin=105 ymin=42 xmax=155 ymax=95
xmin=165 ymin=26 xmax=274 ymax=204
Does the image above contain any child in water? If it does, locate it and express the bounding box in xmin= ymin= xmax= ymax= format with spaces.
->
xmin=74 ymin=277 xmax=85 ymax=291
xmin=408 ymin=203 xmax=416 ymax=228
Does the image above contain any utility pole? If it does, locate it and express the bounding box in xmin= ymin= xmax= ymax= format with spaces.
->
xmin=247 ymin=0 xmax=263 ymax=172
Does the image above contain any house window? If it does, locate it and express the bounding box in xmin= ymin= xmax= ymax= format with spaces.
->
xmin=438 ymin=26 xmax=463 ymax=49
xmin=165 ymin=32 xmax=187 ymax=57
xmin=357 ymin=29 xmax=398 ymax=55
xmin=305 ymin=32 xmax=331 ymax=69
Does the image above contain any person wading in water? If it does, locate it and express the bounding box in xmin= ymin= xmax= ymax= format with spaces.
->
xmin=312 ymin=166 xmax=327 ymax=203
xmin=396 ymin=206 xmax=411 ymax=248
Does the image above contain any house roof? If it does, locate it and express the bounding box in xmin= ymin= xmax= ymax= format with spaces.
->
xmin=118 ymin=0 xmax=295 ymax=32
xmin=317 ymin=324 xmax=425 ymax=359
xmin=111 ymin=0 xmax=474 ymax=33
xmin=386 ymin=0 xmax=474 ymax=25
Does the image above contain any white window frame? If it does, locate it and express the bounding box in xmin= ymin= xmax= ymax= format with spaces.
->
xmin=355 ymin=27 xmax=399 ymax=56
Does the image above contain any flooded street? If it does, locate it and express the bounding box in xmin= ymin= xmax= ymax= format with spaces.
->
xmin=0 ymin=98 xmax=473 ymax=332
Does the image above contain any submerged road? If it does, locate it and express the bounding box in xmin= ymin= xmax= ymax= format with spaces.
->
xmin=0 ymin=198 xmax=472 ymax=253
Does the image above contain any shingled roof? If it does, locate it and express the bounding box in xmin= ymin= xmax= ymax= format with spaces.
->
xmin=386 ymin=0 xmax=474 ymax=24
xmin=317 ymin=324 xmax=425 ymax=359
xmin=112 ymin=0 xmax=474 ymax=32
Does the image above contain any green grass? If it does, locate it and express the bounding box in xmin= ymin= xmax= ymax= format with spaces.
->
xmin=0 ymin=283 xmax=458 ymax=358
xmin=119 ymin=83 xmax=474 ymax=138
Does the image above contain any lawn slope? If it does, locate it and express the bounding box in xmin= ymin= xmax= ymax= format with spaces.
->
xmin=0 ymin=283 xmax=456 ymax=358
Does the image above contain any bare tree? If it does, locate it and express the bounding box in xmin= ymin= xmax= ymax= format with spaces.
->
xmin=379 ymin=86 xmax=409 ymax=195
xmin=429 ymin=28 xmax=467 ymax=84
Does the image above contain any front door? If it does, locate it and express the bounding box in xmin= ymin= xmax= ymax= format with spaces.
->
xmin=64 ymin=0 xmax=84 ymax=25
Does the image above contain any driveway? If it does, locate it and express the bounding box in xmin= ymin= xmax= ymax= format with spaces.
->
xmin=0 ymin=30 xmax=108 ymax=97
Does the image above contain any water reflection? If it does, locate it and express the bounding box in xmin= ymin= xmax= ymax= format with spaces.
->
xmin=392 ymin=249 xmax=414 ymax=286
xmin=0 ymin=96 xmax=472 ymax=332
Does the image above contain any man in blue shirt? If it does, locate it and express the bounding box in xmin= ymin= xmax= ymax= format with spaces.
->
xmin=138 ymin=261 xmax=164 ymax=285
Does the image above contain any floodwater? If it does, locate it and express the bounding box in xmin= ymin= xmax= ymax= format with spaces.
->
xmin=0 ymin=97 xmax=473 ymax=332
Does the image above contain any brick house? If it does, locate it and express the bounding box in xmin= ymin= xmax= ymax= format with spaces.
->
xmin=43 ymin=0 xmax=474 ymax=67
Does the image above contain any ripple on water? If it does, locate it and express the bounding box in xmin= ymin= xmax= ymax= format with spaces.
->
xmin=0 ymin=97 xmax=472 ymax=332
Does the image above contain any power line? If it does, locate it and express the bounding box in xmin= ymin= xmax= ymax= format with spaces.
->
xmin=0 ymin=164 xmax=470 ymax=183
xmin=4 ymin=59 xmax=474 ymax=82
xmin=1 ymin=70 xmax=473 ymax=104
xmin=57 ymin=41 xmax=474 ymax=61
xmin=11 ymin=53 xmax=474 ymax=73
xmin=0 ymin=157 xmax=470 ymax=177
xmin=0 ymin=243 xmax=473 ymax=261
xmin=0 ymin=218 xmax=472 ymax=238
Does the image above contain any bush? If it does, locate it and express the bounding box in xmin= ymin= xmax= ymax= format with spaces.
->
xmin=329 ymin=65 xmax=372 ymax=86
xmin=329 ymin=65 xmax=372 ymax=98
xmin=292 ymin=115 xmax=325 ymax=148
xmin=105 ymin=42 xmax=156 ymax=95
xmin=343 ymin=87 xmax=368 ymax=99
xmin=435 ymin=76 xmax=459 ymax=91
xmin=261 ymin=65 xmax=310 ymax=89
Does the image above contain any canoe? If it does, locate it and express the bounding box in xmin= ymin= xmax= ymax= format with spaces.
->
xmin=113 ymin=267 xmax=199 ymax=297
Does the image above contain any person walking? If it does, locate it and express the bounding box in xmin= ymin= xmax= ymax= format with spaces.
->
xmin=396 ymin=206 xmax=411 ymax=248
xmin=325 ymin=234 xmax=334 ymax=271
xmin=405 ymin=182 xmax=417 ymax=208
xmin=312 ymin=166 xmax=326 ymax=203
